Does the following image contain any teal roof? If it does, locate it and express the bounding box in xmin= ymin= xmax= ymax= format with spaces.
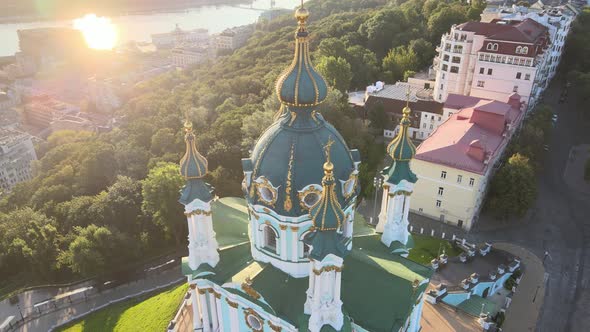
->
xmin=243 ymin=8 xmax=359 ymax=217
xmin=386 ymin=107 xmax=416 ymax=162
xmin=307 ymin=154 xmax=350 ymax=260
xmin=456 ymin=295 xmax=499 ymax=317
xmin=275 ymin=9 xmax=327 ymax=108
xmin=240 ymin=235 xmax=432 ymax=331
xmin=382 ymin=160 xmax=417 ymax=185
xmin=179 ymin=122 xmax=214 ymax=204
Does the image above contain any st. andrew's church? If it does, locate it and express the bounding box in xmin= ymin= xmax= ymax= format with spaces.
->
xmin=177 ymin=5 xmax=432 ymax=332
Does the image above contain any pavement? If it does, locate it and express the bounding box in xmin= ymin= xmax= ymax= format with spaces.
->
xmin=1 ymin=265 xmax=183 ymax=332
xmin=420 ymin=301 xmax=481 ymax=332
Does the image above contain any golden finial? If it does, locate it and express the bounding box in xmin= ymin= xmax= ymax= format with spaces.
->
xmin=295 ymin=0 xmax=309 ymax=26
xmin=184 ymin=119 xmax=193 ymax=133
xmin=323 ymin=136 xmax=335 ymax=173
xmin=403 ymin=84 xmax=411 ymax=117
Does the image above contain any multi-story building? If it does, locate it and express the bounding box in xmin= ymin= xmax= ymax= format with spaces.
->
xmin=214 ymin=25 xmax=253 ymax=51
xmin=23 ymin=95 xmax=79 ymax=128
xmin=481 ymin=4 xmax=576 ymax=92
xmin=17 ymin=28 xmax=87 ymax=71
xmin=0 ymin=129 xmax=36 ymax=193
xmin=171 ymin=46 xmax=209 ymax=68
xmin=432 ymin=19 xmax=550 ymax=110
xmin=363 ymin=82 xmax=447 ymax=140
xmin=151 ymin=25 xmax=209 ymax=49
xmin=410 ymin=93 xmax=525 ymax=230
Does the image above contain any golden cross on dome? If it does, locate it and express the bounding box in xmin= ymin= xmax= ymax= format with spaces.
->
xmin=324 ymin=136 xmax=335 ymax=162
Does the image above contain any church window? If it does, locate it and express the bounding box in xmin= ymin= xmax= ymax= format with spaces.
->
xmin=246 ymin=313 xmax=263 ymax=331
xmin=255 ymin=177 xmax=277 ymax=206
xmin=438 ymin=187 xmax=444 ymax=196
xmin=303 ymin=243 xmax=311 ymax=257
xmin=299 ymin=185 xmax=322 ymax=210
xmin=469 ymin=178 xmax=475 ymax=186
xmin=263 ymin=225 xmax=278 ymax=252
xmin=436 ymin=200 xmax=442 ymax=208
xmin=342 ymin=175 xmax=357 ymax=199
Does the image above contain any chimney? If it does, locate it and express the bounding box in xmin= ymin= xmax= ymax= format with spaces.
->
xmin=507 ymin=93 xmax=521 ymax=110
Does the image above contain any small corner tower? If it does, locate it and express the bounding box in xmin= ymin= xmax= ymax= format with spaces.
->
xmin=179 ymin=120 xmax=219 ymax=271
xmin=376 ymin=87 xmax=418 ymax=255
xmin=304 ymin=138 xmax=348 ymax=332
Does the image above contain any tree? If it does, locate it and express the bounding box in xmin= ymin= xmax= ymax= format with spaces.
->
xmin=141 ymin=162 xmax=185 ymax=245
xmin=345 ymin=45 xmax=379 ymax=88
xmin=382 ymin=46 xmax=419 ymax=83
xmin=241 ymin=109 xmax=275 ymax=152
xmin=409 ymin=38 xmax=435 ymax=69
xmin=427 ymin=7 xmax=467 ymax=42
xmin=316 ymin=56 xmax=353 ymax=93
xmin=150 ymin=128 xmax=177 ymax=155
xmin=358 ymin=8 xmax=408 ymax=58
xmin=316 ymin=38 xmax=348 ymax=59
xmin=486 ymin=154 xmax=537 ymax=219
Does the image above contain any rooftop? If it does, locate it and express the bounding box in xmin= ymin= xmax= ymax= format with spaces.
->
xmin=415 ymin=94 xmax=524 ymax=174
xmin=456 ymin=18 xmax=548 ymax=43
xmin=365 ymin=82 xmax=443 ymax=115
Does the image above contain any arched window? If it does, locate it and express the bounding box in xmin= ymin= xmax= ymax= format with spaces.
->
xmin=493 ymin=43 xmax=499 ymax=51
xmin=516 ymin=46 xmax=522 ymax=54
xmin=263 ymin=225 xmax=278 ymax=253
xmin=521 ymin=46 xmax=528 ymax=54
xmin=300 ymin=231 xmax=313 ymax=258
xmin=486 ymin=43 xmax=493 ymax=51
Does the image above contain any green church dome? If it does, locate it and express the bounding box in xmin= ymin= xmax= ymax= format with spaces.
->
xmin=243 ymin=8 xmax=360 ymax=217
xmin=275 ymin=8 xmax=328 ymax=107
xmin=386 ymin=106 xmax=416 ymax=162
xmin=179 ymin=121 xmax=214 ymax=204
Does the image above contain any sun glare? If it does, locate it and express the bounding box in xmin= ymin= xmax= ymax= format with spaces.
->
xmin=74 ymin=14 xmax=118 ymax=50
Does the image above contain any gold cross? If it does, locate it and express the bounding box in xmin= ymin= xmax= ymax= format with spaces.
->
xmin=405 ymin=84 xmax=410 ymax=108
xmin=324 ymin=136 xmax=335 ymax=162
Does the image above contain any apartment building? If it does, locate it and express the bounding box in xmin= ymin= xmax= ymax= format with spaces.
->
xmin=0 ymin=129 xmax=36 ymax=192
xmin=410 ymin=93 xmax=525 ymax=230
xmin=432 ymin=19 xmax=550 ymax=110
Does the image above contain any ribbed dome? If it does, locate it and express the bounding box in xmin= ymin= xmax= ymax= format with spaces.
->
xmin=275 ymin=7 xmax=328 ymax=108
xmin=309 ymin=151 xmax=345 ymax=231
xmin=387 ymin=107 xmax=416 ymax=162
xmin=180 ymin=121 xmax=208 ymax=179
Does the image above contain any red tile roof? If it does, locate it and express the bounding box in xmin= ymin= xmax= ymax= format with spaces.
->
xmin=415 ymin=95 xmax=524 ymax=174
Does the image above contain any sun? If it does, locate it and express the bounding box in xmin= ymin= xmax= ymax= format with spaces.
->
xmin=74 ymin=14 xmax=118 ymax=50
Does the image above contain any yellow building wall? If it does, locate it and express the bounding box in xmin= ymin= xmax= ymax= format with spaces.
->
xmin=409 ymin=158 xmax=484 ymax=230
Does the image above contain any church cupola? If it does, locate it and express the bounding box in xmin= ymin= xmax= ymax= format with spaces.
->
xmin=241 ymin=2 xmax=360 ymax=278
xmin=275 ymin=7 xmax=328 ymax=108
xmin=376 ymin=89 xmax=418 ymax=255
xmin=178 ymin=121 xmax=219 ymax=272
xmin=304 ymin=139 xmax=347 ymax=331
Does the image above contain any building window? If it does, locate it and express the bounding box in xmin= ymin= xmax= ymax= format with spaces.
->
xmin=419 ymin=208 xmax=423 ymax=212
xmin=522 ymin=46 xmax=528 ymax=54
xmin=424 ymin=114 xmax=428 ymax=118
xmin=469 ymin=178 xmax=475 ymax=186
xmin=263 ymin=225 xmax=278 ymax=253
xmin=513 ymin=85 xmax=518 ymax=92
xmin=438 ymin=187 xmax=444 ymax=196
xmin=452 ymin=56 xmax=461 ymax=64
xmin=441 ymin=171 xmax=447 ymax=179
xmin=450 ymin=66 xmax=459 ymax=73
xmin=430 ymin=124 xmax=433 ymax=129
xmin=443 ymin=54 xmax=449 ymax=61
xmin=477 ymin=80 xmax=485 ymax=88
xmin=479 ymin=67 xmax=484 ymax=74
xmin=487 ymin=68 xmax=493 ymax=75
xmin=516 ymin=46 xmax=523 ymax=54
xmin=442 ymin=64 xmax=448 ymax=71
xmin=440 ymin=84 xmax=444 ymax=90
xmin=438 ymin=116 xmax=441 ymax=121
xmin=423 ymin=123 xmax=426 ymax=128
xmin=525 ymin=73 xmax=530 ymax=80
xmin=516 ymin=72 xmax=522 ymax=79
xmin=436 ymin=200 xmax=442 ymax=208
xmin=457 ymin=175 xmax=462 ymax=183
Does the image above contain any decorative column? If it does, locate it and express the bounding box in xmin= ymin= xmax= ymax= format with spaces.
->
xmin=305 ymin=258 xmax=344 ymax=332
xmin=382 ymin=191 xmax=412 ymax=248
xmin=191 ymin=285 xmax=203 ymax=330
xmin=199 ymin=289 xmax=211 ymax=332
xmin=376 ymin=183 xmax=390 ymax=233
xmin=291 ymin=226 xmax=299 ymax=262
xmin=226 ymin=298 xmax=239 ymax=331
xmin=280 ymin=225 xmax=288 ymax=260
xmin=208 ymin=291 xmax=218 ymax=331
xmin=214 ymin=292 xmax=224 ymax=332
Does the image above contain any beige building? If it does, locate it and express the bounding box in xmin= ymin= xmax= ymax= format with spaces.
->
xmin=410 ymin=94 xmax=524 ymax=230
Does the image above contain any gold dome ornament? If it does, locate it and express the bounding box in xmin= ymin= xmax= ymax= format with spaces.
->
xmin=295 ymin=1 xmax=309 ymax=25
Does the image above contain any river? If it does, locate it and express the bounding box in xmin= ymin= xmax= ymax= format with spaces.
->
xmin=0 ymin=0 xmax=303 ymax=57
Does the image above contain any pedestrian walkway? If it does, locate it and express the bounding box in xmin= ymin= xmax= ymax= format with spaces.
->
xmin=493 ymin=243 xmax=545 ymax=332
xmin=421 ymin=300 xmax=481 ymax=332
xmin=5 ymin=267 xmax=183 ymax=332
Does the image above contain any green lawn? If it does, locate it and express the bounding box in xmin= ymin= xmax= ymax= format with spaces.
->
xmin=58 ymin=283 xmax=188 ymax=332
xmin=212 ymin=197 xmax=249 ymax=247
xmin=407 ymin=234 xmax=462 ymax=265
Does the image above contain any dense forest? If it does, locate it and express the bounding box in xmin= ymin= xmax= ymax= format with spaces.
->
xmin=0 ymin=0 xmax=484 ymax=290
